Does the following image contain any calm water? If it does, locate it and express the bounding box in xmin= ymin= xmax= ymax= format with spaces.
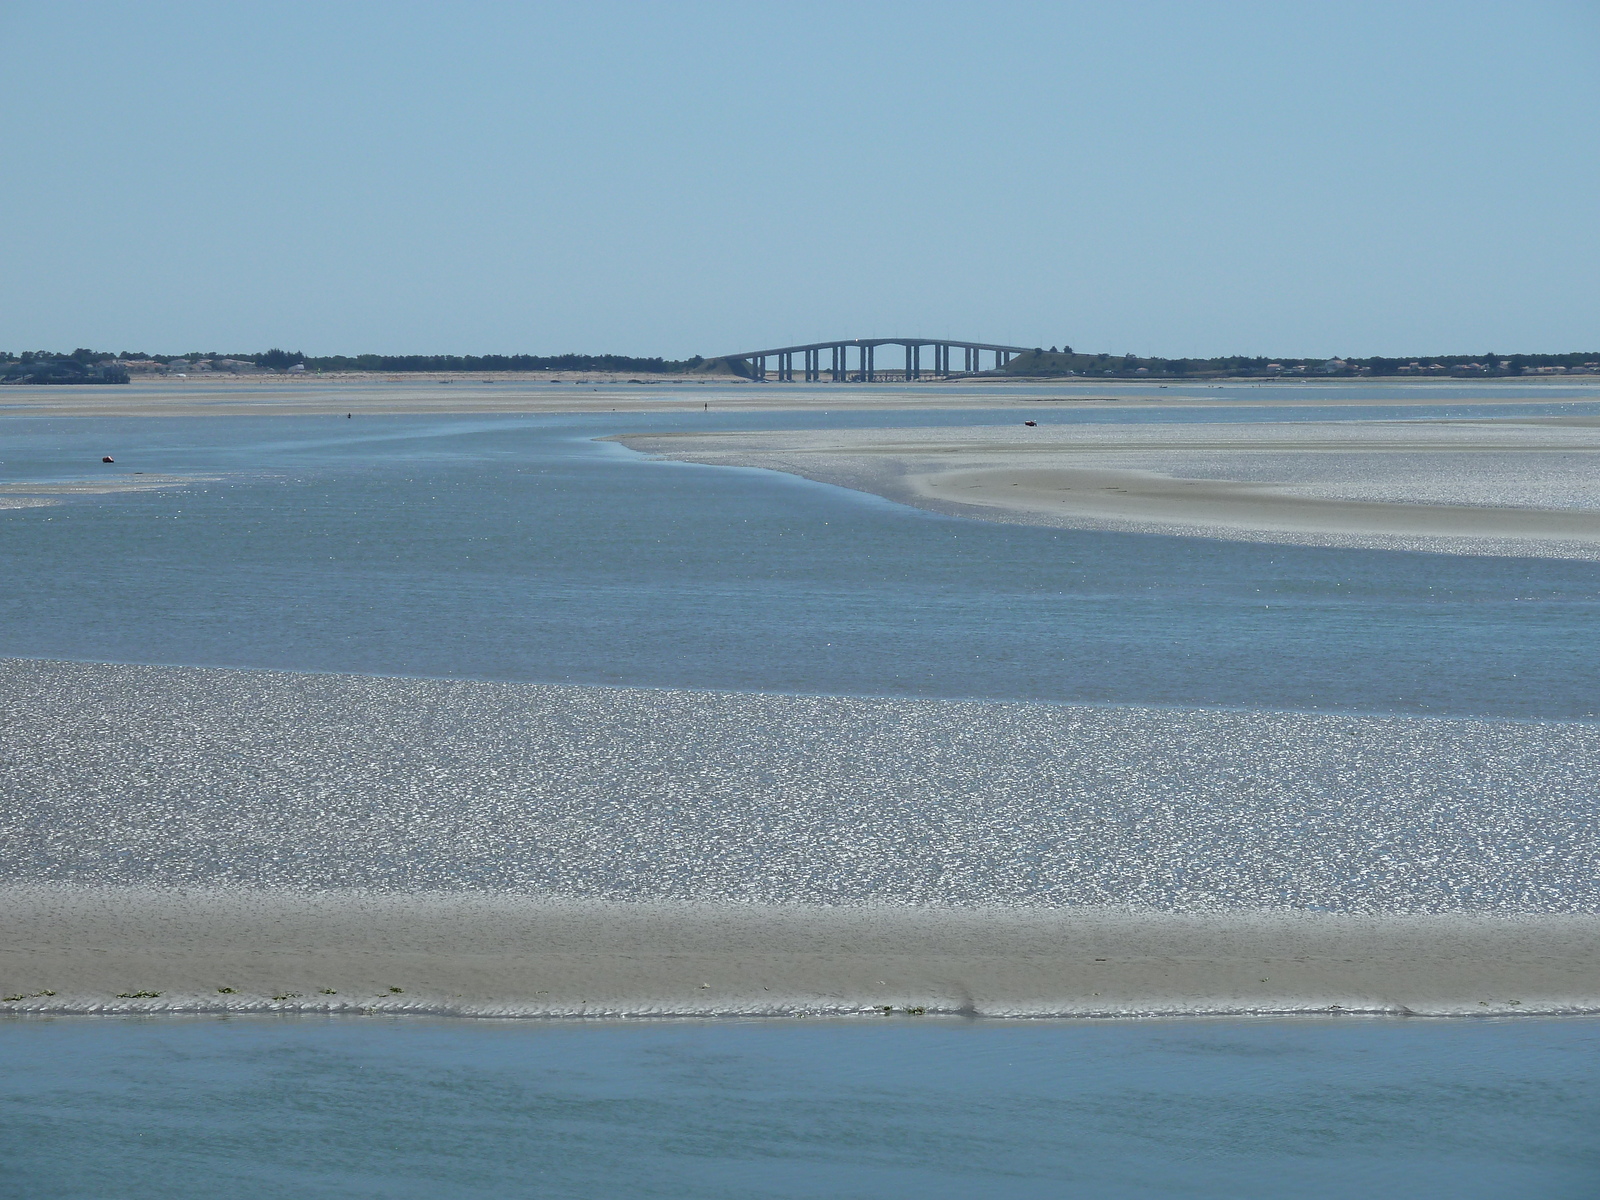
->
xmin=3 ymin=1016 xmax=1598 ymax=1199
xmin=3 ymin=404 xmax=1599 ymax=718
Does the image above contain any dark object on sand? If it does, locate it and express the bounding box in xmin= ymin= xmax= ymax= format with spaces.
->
xmin=101 ymin=456 xmax=114 ymax=463
xmin=1024 ymin=420 xmax=1037 ymax=426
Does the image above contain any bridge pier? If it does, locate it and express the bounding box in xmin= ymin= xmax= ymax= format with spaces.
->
xmin=725 ymin=338 xmax=1031 ymax=382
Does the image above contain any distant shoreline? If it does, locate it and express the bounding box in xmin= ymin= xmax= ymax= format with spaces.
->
xmin=2 ymin=374 xmax=1597 ymax=419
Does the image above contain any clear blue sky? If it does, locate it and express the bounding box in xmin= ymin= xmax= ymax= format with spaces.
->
xmin=4 ymin=1 xmax=1597 ymax=359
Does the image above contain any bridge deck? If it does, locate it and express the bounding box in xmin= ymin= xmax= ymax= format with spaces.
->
xmin=729 ymin=337 xmax=1032 ymax=358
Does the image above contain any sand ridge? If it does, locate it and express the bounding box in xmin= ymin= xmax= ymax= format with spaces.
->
xmin=4 ymin=887 xmax=1596 ymax=1018
xmin=3 ymin=375 xmax=1597 ymax=417
xmin=618 ymin=418 xmax=1600 ymax=556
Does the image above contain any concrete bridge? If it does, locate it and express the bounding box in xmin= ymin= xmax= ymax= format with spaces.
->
xmin=722 ymin=338 xmax=1033 ymax=381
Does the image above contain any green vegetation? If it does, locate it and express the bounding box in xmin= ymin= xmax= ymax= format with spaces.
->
xmin=0 ymin=348 xmax=707 ymax=378
xmin=298 ymin=352 xmax=703 ymax=373
xmin=1 ymin=350 xmax=130 ymax=384
xmin=257 ymin=348 xmax=304 ymax=369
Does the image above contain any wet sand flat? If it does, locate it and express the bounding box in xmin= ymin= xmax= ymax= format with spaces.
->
xmin=7 ymin=659 xmax=1596 ymax=913
xmin=4 ymin=887 xmax=1596 ymax=1018
xmin=3 ymin=375 xmax=1598 ymax=417
xmin=620 ymin=418 xmax=1600 ymax=556
xmin=2 ymin=659 xmax=1596 ymax=1017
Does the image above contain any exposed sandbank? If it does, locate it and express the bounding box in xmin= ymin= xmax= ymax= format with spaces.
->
xmin=618 ymin=418 xmax=1600 ymax=557
xmin=2 ymin=375 xmax=1596 ymax=417
xmin=4 ymin=887 xmax=1596 ymax=1018
xmin=6 ymin=659 xmax=1597 ymax=911
xmin=5 ymin=660 xmax=1595 ymax=1017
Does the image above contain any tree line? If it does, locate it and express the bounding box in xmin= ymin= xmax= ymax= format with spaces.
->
xmin=0 ymin=349 xmax=706 ymax=373
xmin=1003 ymin=348 xmax=1600 ymax=378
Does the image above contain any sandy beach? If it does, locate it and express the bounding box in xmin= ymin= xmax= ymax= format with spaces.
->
xmin=5 ymin=887 xmax=1597 ymax=1018
xmin=620 ymin=417 xmax=1600 ymax=556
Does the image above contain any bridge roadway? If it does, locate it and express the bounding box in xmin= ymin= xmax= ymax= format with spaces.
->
xmin=724 ymin=338 xmax=1034 ymax=381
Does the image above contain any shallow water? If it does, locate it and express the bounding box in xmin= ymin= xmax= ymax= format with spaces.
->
xmin=3 ymin=1016 xmax=1597 ymax=1199
xmin=3 ymin=405 xmax=1599 ymax=718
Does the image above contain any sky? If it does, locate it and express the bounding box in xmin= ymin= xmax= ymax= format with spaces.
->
xmin=3 ymin=1 xmax=1598 ymax=359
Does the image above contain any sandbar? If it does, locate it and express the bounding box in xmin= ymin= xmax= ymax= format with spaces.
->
xmin=5 ymin=660 xmax=1596 ymax=1019
xmin=2 ymin=375 xmax=1597 ymax=417
xmin=3 ymin=887 xmax=1596 ymax=1018
xmin=619 ymin=417 xmax=1600 ymax=556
